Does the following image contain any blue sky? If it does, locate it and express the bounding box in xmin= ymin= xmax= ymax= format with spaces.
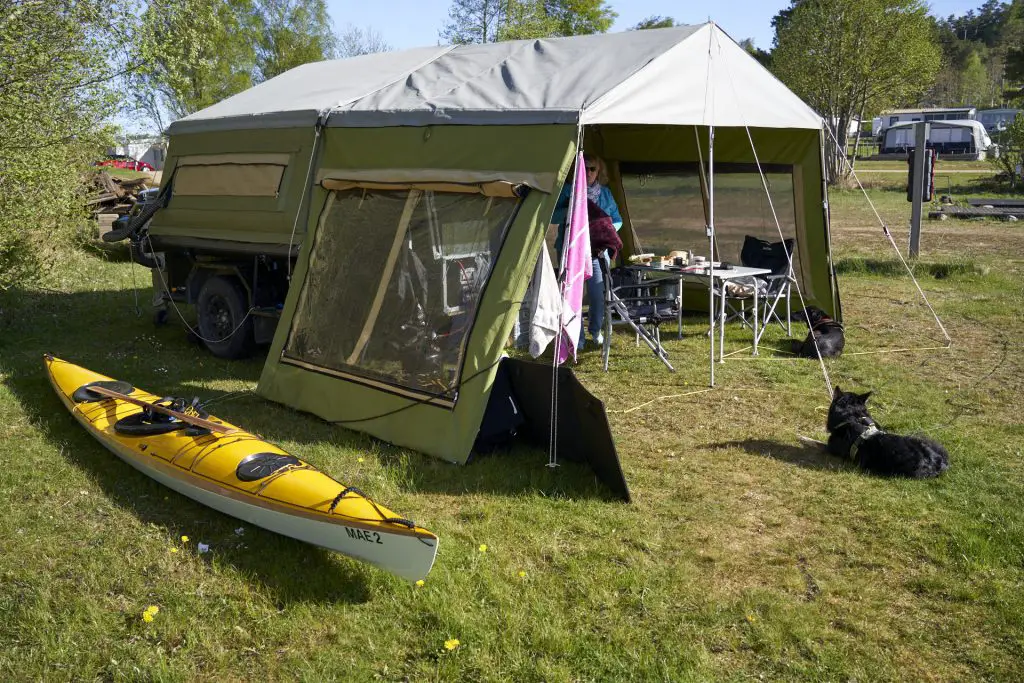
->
xmin=328 ymin=0 xmax=988 ymax=52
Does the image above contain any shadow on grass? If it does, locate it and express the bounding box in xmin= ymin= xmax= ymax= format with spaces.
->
xmin=710 ymin=438 xmax=853 ymax=472
xmin=834 ymin=256 xmax=983 ymax=279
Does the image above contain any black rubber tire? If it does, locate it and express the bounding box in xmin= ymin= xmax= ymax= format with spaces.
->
xmin=196 ymin=275 xmax=254 ymax=359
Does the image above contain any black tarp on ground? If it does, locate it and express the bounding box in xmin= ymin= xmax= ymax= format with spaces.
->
xmin=476 ymin=357 xmax=630 ymax=502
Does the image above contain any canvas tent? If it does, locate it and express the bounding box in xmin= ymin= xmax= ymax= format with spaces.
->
xmin=154 ymin=23 xmax=838 ymax=471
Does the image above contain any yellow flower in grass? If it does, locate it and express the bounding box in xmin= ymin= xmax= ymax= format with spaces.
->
xmin=444 ymin=638 xmax=460 ymax=651
xmin=169 ymin=547 xmax=179 ymax=554
xmin=357 ymin=457 xmax=365 ymax=463
xmin=142 ymin=605 xmax=159 ymax=623
xmin=415 ymin=580 xmax=425 ymax=588
xmin=746 ymin=614 xmax=757 ymax=623
xmin=180 ymin=535 xmax=189 ymax=543
xmin=478 ymin=544 xmax=487 ymax=553
xmin=518 ymin=570 xmax=527 ymax=578
xmin=142 ymin=612 xmax=154 ymax=623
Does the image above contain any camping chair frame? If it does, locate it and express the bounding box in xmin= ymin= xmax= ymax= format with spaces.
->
xmin=599 ymin=261 xmax=675 ymax=372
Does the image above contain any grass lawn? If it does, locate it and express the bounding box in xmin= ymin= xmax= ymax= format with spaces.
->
xmin=1 ymin=168 xmax=1023 ymax=681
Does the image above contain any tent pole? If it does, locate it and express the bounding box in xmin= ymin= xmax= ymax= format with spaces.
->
xmin=708 ymin=125 xmax=716 ymax=387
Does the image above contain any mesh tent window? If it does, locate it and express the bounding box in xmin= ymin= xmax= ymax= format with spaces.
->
xmin=619 ymin=162 xmax=798 ymax=272
xmin=282 ymin=187 xmax=521 ymax=400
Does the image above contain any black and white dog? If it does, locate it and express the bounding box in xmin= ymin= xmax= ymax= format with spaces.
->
xmin=792 ymin=306 xmax=845 ymax=358
xmin=826 ymin=388 xmax=949 ymax=479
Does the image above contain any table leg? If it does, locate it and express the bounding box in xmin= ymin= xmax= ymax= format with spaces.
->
xmin=752 ymin=278 xmax=760 ymax=356
xmin=677 ymin=275 xmax=683 ymax=339
xmin=718 ymin=279 xmax=726 ymax=363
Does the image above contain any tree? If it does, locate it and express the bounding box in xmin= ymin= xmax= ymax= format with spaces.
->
xmin=738 ymin=38 xmax=771 ymax=69
xmin=989 ymin=112 xmax=1024 ymax=188
xmin=440 ymin=0 xmax=615 ymax=44
xmin=771 ymin=0 xmax=941 ymax=183
xmin=543 ymin=0 xmax=615 ymax=36
xmin=0 ymin=0 xmax=128 ymax=288
xmin=337 ymin=24 xmax=391 ymax=58
xmin=631 ymin=16 xmax=676 ymax=30
xmin=257 ymin=0 xmax=336 ymax=80
xmin=440 ymin=0 xmax=506 ymax=44
xmin=129 ymin=0 xmax=261 ymax=127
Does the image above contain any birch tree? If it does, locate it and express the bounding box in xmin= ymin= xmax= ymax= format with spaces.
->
xmin=771 ymin=0 xmax=940 ymax=183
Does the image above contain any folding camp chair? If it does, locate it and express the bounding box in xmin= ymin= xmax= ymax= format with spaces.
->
xmin=740 ymin=235 xmax=796 ymax=341
xmin=599 ymin=260 xmax=677 ymax=372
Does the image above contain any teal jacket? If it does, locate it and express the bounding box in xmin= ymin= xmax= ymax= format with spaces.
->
xmin=552 ymin=183 xmax=622 ymax=253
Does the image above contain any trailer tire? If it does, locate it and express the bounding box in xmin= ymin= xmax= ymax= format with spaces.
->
xmin=196 ymin=275 xmax=254 ymax=359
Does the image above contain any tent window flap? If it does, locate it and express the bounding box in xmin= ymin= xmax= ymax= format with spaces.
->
xmin=174 ymin=153 xmax=290 ymax=197
xmin=283 ymin=187 xmax=521 ymax=400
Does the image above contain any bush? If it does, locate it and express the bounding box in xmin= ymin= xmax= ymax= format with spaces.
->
xmin=0 ymin=2 xmax=124 ymax=290
xmin=989 ymin=113 xmax=1024 ymax=190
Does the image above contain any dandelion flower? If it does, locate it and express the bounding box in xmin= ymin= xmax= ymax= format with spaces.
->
xmin=357 ymin=457 xmax=365 ymax=463
xmin=181 ymin=535 xmax=189 ymax=543
xmin=142 ymin=612 xmax=154 ymax=623
xmin=478 ymin=544 xmax=487 ymax=553
xmin=746 ymin=614 xmax=757 ymax=623
xmin=518 ymin=570 xmax=526 ymax=578
xmin=415 ymin=580 xmax=425 ymax=587
xmin=145 ymin=605 xmax=159 ymax=616
xmin=444 ymin=638 xmax=460 ymax=651
xmin=169 ymin=547 xmax=178 ymax=554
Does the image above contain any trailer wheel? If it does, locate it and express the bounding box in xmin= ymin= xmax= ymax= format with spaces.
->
xmin=196 ymin=275 xmax=254 ymax=359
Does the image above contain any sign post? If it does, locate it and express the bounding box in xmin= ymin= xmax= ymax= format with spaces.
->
xmin=908 ymin=122 xmax=930 ymax=258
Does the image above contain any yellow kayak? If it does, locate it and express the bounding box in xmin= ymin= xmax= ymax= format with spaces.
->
xmin=44 ymin=355 xmax=438 ymax=582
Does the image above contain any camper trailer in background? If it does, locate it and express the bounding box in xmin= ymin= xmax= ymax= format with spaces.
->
xmin=873 ymin=107 xmax=976 ymax=139
xmin=976 ymin=108 xmax=1021 ymax=133
xmin=878 ymin=120 xmax=992 ymax=161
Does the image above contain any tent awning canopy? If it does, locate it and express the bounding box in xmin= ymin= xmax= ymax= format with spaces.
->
xmin=170 ymin=23 xmax=823 ymax=135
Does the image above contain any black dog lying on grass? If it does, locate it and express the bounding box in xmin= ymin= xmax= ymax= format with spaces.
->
xmin=792 ymin=306 xmax=845 ymax=358
xmin=826 ymin=388 xmax=949 ymax=478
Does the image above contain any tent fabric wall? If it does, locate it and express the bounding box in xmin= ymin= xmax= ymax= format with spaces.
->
xmin=257 ymin=125 xmax=578 ymax=464
xmin=151 ymin=127 xmax=318 ymax=246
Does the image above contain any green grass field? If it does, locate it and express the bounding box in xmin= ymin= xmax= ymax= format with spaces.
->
xmin=1 ymin=163 xmax=1022 ymax=681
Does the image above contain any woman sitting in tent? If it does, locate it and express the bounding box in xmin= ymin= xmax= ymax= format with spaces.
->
xmin=552 ymin=154 xmax=623 ymax=348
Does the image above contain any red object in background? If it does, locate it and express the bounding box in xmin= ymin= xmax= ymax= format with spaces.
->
xmin=95 ymin=154 xmax=154 ymax=172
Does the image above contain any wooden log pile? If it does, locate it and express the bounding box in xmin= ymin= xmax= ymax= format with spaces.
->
xmin=88 ymin=170 xmax=152 ymax=237
xmin=88 ymin=170 xmax=151 ymax=217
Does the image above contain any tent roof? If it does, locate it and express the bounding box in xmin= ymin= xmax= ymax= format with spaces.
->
xmin=170 ymin=23 xmax=823 ymax=135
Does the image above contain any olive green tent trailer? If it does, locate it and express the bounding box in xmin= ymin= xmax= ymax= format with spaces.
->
xmin=142 ymin=23 xmax=839 ymax=492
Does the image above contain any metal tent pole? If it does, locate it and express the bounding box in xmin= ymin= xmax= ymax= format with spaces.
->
xmin=708 ymin=124 xmax=716 ymax=387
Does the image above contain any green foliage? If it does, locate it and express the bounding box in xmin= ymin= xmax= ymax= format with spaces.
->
xmin=256 ymin=0 xmax=336 ymax=81
xmin=129 ymin=0 xmax=337 ymax=130
xmin=441 ymin=0 xmax=614 ymax=44
xmin=928 ymin=0 xmax=1024 ymax=108
xmin=771 ymin=0 xmax=940 ymax=184
xmin=440 ymin=0 xmax=506 ymax=44
xmin=989 ymin=113 xmax=1024 ymax=187
xmin=631 ymin=15 xmax=676 ymax=30
xmin=129 ymin=0 xmax=260 ymax=127
xmin=0 ymin=0 xmax=125 ymax=289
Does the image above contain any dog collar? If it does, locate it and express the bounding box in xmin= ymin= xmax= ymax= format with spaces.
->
xmin=850 ymin=423 xmax=882 ymax=463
